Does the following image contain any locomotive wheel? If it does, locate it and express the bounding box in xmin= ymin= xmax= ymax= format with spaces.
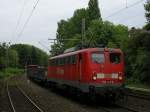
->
xmin=104 ymin=93 xmax=116 ymax=104
xmin=89 ymin=87 xmax=97 ymax=102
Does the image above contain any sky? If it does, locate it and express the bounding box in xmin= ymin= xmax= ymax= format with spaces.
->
xmin=0 ymin=0 xmax=147 ymax=53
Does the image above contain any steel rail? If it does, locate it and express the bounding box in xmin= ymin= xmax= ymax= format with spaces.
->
xmin=6 ymin=81 xmax=16 ymax=112
xmin=126 ymin=93 xmax=150 ymax=101
xmin=101 ymin=106 xmax=138 ymax=112
xmin=116 ymin=104 xmax=139 ymax=112
xmin=125 ymin=88 xmax=150 ymax=101
xmin=7 ymin=80 xmax=44 ymax=112
xmin=17 ymin=85 xmax=44 ymax=112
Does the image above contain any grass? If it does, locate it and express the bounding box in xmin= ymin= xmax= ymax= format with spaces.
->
xmin=125 ymin=78 xmax=150 ymax=90
xmin=0 ymin=67 xmax=24 ymax=79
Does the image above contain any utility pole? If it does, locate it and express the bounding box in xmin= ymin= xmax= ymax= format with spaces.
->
xmin=5 ymin=47 xmax=8 ymax=68
xmin=15 ymin=52 xmax=17 ymax=69
xmin=6 ymin=43 xmax=10 ymax=68
xmin=49 ymin=39 xmax=56 ymax=44
xmin=81 ymin=18 xmax=85 ymax=48
xmin=5 ymin=42 xmax=10 ymax=73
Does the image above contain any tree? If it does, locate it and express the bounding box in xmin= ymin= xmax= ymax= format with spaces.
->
xmin=87 ymin=0 xmax=102 ymax=21
xmin=53 ymin=0 xmax=103 ymax=55
xmin=144 ymin=1 xmax=150 ymax=30
xmin=31 ymin=46 xmax=38 ymax=65
xmin=11 ymin=44 xmax=48 ymax=68
xmin=56 ymin=8 xmax=89 ymax=51
xmin=0 ymin=43 xmax=19 ymax=68
xmin=0 ymin=43 xmax=7 ymax=68
xmin=8 ymin=49 xmax=19 ymax=67
xmin=111 ymin=24 xmax=128 ymax=51
xmin=86 ymin=20 xmax=115 ymax=47
xmin=126 ymin=29 xmax=150 ymax=84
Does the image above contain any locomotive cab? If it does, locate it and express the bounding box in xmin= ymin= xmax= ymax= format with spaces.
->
xmin=88 ymin=48 xmax=125 ymax=98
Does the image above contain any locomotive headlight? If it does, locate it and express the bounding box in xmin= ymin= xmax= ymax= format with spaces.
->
xmin=112 ymin=73 xmax=118 ymax=79
xmin=97 ymin=73 xmax=104 ymax=79
xmin=93 ymin=76 xmax=97 ymax=80
xmin=118 ymin=76 xmax=123 ymax=80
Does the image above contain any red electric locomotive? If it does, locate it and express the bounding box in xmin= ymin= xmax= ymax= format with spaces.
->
xmin=47 ymin=48 xmax=125 ymax=99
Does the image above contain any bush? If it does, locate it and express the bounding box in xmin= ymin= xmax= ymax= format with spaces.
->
xmin=126 ymin=30 xmax=150 ymax=85
xmin=0 ymin=68 xmax=24 ymax=79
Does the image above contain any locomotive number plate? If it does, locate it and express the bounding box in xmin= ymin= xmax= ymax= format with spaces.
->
xmin=106 ymin=80 xmax=114 ymax=84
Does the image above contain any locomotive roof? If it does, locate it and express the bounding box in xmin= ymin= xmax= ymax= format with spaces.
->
xmin=49 ymin=48 xmax=122 ymax=60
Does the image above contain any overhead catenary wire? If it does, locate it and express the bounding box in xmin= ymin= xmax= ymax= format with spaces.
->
xmin=118 ymin=13 xmax=144 ymax=23
xmin=16 ymin=0 xmax=40 ymax=41
xmin=10 ymin=0 xmax=27 ymax=45
xmin=104 ymin=0 xmax=144 ymax=19
xmin=11 ymin=0 xmax=28 ymax=44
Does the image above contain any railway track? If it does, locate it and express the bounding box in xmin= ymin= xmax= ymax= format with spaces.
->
xmin=125 ymin=88 xmax=150 ymax=101
xmin=6 ymin=80 xmax=44 ymax=112
xmin=5 ymin=76 xmax=149 ymax=112
xmin=95 ymin=103 xmax=140 ymax=112
xmin=118 ymin=89 xmax=150 ymax=112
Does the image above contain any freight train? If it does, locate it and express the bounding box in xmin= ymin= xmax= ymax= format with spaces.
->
xmin=27 ymin=48 xmax=125 ymax=100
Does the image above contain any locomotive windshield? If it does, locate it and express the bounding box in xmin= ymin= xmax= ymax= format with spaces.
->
xmin=92 ymin=53 xmax=104 ymax=64
xmin=110 ymin=53 xmax=121 ymax=64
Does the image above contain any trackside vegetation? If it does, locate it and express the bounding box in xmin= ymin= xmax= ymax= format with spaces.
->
xmin=50 ymin=0 xmax=150 ymax=86
xmin=0 ymin=68 xmax=24 ymax=78
xmin=0 ymin=43 xmax=48 ymax=78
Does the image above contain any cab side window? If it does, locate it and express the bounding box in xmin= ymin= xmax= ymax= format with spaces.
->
xmin=110 ymin=53 xmax=121 ymax=64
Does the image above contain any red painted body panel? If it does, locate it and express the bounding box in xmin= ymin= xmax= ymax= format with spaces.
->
xmin=47 ymin=48 xmax=125 ymax=90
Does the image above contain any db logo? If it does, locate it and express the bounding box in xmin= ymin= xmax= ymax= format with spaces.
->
xmin=56 ymin=68 xmax=64 ymax=75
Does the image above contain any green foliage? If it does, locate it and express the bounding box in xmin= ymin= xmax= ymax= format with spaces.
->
xmin=0 ymin=42 xmax=19 ymax=68
xmin=126 ymin=29 xmax=150 ymax=84
xmin=11 ymin=44 xmax=48 ymax=68
xmin=144 ymin=2 xmax=150 ymax=23
xmin=144 ymin=1 xmax=150 ymax=30
xmin=9 ymin=49 xmax=19 ymax=67
xmin=52 ymin=0 xmax=128 ymax=55
xmin=11 ymin=44 xmax=31 ymax=67
xmin=112 ymin=24 xmax=129 ymax=51
xmin=52 ymin=0 xmax=102 ymax=55
xmin=0 ymin=43 xmax=48 ymax=78
xmin=87 ymin=0 xmax=102 ymax=20
xmin=55 ymin=8 xmax=89 ymax=53
xmin=86 ymin=20 xmax=113 ymax=47
xmin=65 ymin=34 xmax=81 ymax=48
xmin=0 ymin=68 xmax=24 ymax=79
xmin=0 ymin=42 xmax=48 ymax=78
xmin=50 ymin=43 xmax=64 ymax=56
xmin=143 ymin=23 xmax=150 ymax=30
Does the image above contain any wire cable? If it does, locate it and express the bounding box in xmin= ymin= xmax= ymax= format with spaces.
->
xmin=104 ymin=0 xmax=144 ymax=19
xmin=16 ymin=0 xmax=40 ymax=41
xmin=13 ymin=0 xmax=28 ymax=38
xmin=11 ymin=0 xmax=28 ymax=44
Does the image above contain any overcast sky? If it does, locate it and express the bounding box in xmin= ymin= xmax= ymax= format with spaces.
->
xmin=0 ymin=0 xmax=147 ymax=53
